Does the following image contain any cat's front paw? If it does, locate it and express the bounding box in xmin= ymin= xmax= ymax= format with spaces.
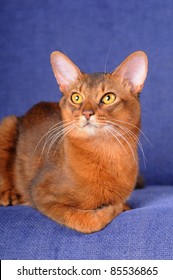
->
xmin=0 ymin=189 xmax=23 ymax=206
xmin=0 ymin=189 xmax=12 ymax=206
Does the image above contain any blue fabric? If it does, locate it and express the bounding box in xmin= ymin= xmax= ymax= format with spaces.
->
xmin=0 ymin=0 xmax=173 ymax=259
xmin=0 ymin=185 xmax=173 ymax=260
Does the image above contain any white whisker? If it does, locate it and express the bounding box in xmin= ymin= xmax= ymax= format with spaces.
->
xmin=42 ymin=121 xmax=75 ymax=153
xmin=52 ymin=124 xmax=76 ymax=155
xmin=31 ymin=119 xmax=74 ymax=158
xmin=47 ymin=123 xmax=76 ymax=155
xmin=105 ymin=127 xmax=129 ymax=155
xmin=104 ymin=119 xmax=148 ymax=167
xmin=104 ymin=42 xmax=112 ymax=73
xmin=116 ymin=123 xmax=147 ymax=167
xmin=41 ymin=123 xmax=75 ymax=156
xmin=108 ymin=126 xmax=137 ymax=163
xmin=114 ymin=119 xmax=152 ymax=146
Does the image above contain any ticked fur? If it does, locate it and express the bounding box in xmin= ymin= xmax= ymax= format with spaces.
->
xmin=0 ymin=51 xmax=148 ymax=233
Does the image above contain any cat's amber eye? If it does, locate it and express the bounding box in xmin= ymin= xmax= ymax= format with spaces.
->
xmin=71 ymin=93 xmax=83 ymax=104
xmin=101 ymin=93 xmax=116 ymax=104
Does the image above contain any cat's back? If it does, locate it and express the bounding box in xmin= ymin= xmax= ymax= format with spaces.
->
xmin=21 ymin=101 xmax=61 ymax=128
xmin=0 ymin=101 xmax=62 ymax=205
xmin=17 ymin=101 xmax=62 ymax=159
xmin=16 ymin=101 xmax=62 ymax=203
xmin=0 ymin=102 xmax=62 ymax=163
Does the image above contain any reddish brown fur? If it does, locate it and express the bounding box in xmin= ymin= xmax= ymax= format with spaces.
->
xmin=0 ymin=51 xmax=148 ymax=233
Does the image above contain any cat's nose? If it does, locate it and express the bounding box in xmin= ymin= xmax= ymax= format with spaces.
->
xmin=83 ymin=110 xmax=94 ymax=120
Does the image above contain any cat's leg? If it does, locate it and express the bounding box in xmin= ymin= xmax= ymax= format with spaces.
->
xmin=0 ymin=116 xmax=24 ymax=206
xmin=0 ymin=189 xmax=24 ymax=206
xmin=38 ymin=202 xmax=124 ymax=233
xmin=31 ymin=176 xmax=128 ymax=233
xmin=0 ymin=177 xmax=22 ymax=206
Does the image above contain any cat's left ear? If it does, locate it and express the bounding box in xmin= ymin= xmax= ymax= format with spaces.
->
xmin=112 ymin=51 xmax=148 ymax=94
xmin=50 ymin=51 xmax=82 ymax=92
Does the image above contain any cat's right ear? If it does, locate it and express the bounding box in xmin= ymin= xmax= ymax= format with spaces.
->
xmin=50 ymin=51 xmax=82 ymax=92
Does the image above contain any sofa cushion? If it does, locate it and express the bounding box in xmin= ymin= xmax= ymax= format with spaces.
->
xmin=0 ymin=185 xmax=173 ymax=260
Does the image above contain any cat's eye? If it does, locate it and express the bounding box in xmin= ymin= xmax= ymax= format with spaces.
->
xmin=101 ymin=93 xmax=116 ymax=104
xmin=71 ymin=93 xmax=83 ymax=104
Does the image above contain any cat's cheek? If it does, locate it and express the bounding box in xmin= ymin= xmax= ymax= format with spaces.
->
xmin=59 ymin=98 xmax=76 ymax=117
xmin=60 ymin=106 xmax=76 ymax=121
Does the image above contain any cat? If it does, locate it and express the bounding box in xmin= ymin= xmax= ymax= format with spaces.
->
xmin=0 ymin=50 xmax=148 ymax=233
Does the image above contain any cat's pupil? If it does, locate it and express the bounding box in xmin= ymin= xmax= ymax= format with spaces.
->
xmin=75 ymin=96 xmax=79 ymax=101
xmin=106 ymin=95 xmax=110 ymax=101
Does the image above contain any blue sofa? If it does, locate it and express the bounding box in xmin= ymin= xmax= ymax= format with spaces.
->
xmin=0 ymin=0 xmax=173 ymax=259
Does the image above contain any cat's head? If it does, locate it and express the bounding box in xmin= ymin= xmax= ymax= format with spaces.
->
xmin=50 ymin=51 xmax=148 ymax=139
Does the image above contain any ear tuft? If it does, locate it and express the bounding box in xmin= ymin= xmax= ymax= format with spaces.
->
xmin=50 ymin=51 xmax=82 ymax=91
xmin=112 ymin=51 xmax=148 ymax=93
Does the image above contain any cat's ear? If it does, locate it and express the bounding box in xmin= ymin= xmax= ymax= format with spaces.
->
xmin=50 ymin=51 xmax=82 ymax=92
xmin=112 ymin=51 xmax=148 ymax=94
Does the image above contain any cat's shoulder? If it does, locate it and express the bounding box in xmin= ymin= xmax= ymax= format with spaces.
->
xmin=21 ymin=101 xmax=62 ymax=127
xmin=25 ymin=101 xmax=60 ymax=116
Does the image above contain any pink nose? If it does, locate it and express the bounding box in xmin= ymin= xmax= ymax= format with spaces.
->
xmin=83 ymin=110 xmax=94 ymax=120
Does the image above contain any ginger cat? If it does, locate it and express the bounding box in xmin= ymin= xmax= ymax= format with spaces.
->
xmin=0 ymin=51 xmax=148 ymax=233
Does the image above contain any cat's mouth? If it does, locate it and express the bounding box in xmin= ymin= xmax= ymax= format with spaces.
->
xmin=83 ymin=121 xmax=94 ymax=127
xmin=75 ymin=116 xmax=105 ymax=134
xmin=80 ymin=120 xmax=101 ymax=128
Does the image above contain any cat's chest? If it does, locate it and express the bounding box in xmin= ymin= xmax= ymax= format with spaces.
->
xmin=61 ymin=139 xmax=138 ymax=208
xmin=68 ymin=159 xmax=134 ymax=209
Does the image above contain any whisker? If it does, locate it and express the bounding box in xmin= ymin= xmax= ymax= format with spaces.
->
xmin=42 ymin=121 xmax=74 ymax=148
xmin=41 ymin=123 xmax=74 ymax=156
xmin=47 ymin=123 xmax=76 ymax=155
xmin=114 ymin=119 xmax=152 ymax=146
xmin=106 ymin=120 xmax=145 ymax=149
xmin=108 ymin=126 xmax=137 ymax=163
xmin=105 ymin=120 xmax=147 ymax=167
xmin=116 ymin=123 xmax=147 ymax=167
xmin=31 ymin=123 xmax=63 ymax=158
xmin=46 ymin=124 xmax=74 ymax=154
xmin=105 ymin=127 xmax=129 ymax=155
xmin=53 ymin=125 xmax=76 ymax=155
xmin=56 ymin=41 xmax=68 ymax=56
xmin=31 ymin=119 xmax=73 ymax=157
xmin=104 ymin=42 xmax=112 ymax=73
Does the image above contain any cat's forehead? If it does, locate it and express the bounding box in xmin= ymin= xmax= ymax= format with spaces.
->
xmin=81 ymin=73 xmax=108 ymax=93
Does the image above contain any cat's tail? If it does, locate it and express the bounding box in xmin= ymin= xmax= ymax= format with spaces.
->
xmin=0 ymin=115 xmax=22 ymax=205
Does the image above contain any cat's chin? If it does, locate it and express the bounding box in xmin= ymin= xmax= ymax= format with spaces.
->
xmin=79 ymin=124 xmax=99 ymax=135
xmin=75 ymin=123 xmax=103 ymax=137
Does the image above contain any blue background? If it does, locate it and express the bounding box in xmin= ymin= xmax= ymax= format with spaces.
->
xmin=0 ymin=0 xmax=173 ymax=184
